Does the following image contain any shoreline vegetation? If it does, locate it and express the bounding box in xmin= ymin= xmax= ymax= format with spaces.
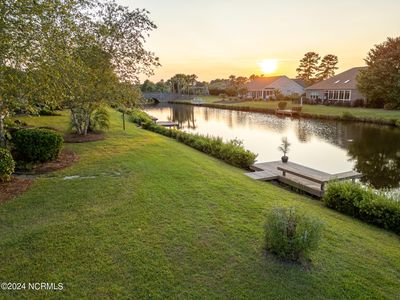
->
xmin=168 ymin=97 xmax=400 ymax=127
xmin=1 ymin=110 xmax=399 ymax=298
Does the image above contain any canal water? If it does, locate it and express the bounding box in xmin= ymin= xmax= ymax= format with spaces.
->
xmin=145 ymin=103 xmax=400 ymax=190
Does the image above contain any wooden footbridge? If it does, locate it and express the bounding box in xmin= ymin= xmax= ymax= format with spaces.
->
xmin=245 ymin=161 xmax=362 ymax=198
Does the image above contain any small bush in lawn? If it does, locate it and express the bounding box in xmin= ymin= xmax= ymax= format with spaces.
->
xmin=278 ymin=102 xmax=287 ymax=110
xmin=323 ymin=181 xmax=400 ymax=234
xmin=341 ymin=111 xmax=355 ymax=121
xmin=0 ymin=148 xmax=15 ymax=182
xmin=396 ymin=119 xmax=400 ymax=128
xmin=12 ymin=128 xmax=63 ymax=162
xmin=383 ymin=102 xmax=399 ymax=110
xmin=265 ymin=207 xmax=324 ymax=262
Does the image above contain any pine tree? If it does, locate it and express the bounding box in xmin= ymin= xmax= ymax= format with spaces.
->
xmin=296 ymin=52 xmax=321 ymax=86
xmin=317 ymin=54 xmax=338 ymax=81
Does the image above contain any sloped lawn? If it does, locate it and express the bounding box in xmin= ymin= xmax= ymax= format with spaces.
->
xmin=0 ymin=110 xmax=399 ymax=299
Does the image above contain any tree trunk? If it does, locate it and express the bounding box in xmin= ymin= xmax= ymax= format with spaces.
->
xmin=83 ymin=110 xmax=90 ymax=136
xmin=0 ymin=115 xmax=6 ymax=148
xmin=70 ymin=109 xmax=82 ymax=135
xmin=122 ymin=111 xmax=126 ymax=131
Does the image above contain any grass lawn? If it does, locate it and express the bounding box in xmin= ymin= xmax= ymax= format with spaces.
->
xmin=1 ymin=110 xmax=400 ymax=299
xmin=180 ymin=96 xmax=400 ymax=122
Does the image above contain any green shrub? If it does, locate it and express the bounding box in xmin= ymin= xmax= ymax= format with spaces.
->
xmin=341 ymin=111 xmax=355 ymax=120
xmin=12 ymin=128 xmax=63 ymax=162
xmin=265 ymin=207 xmax=324 ymax=262
xmin=352 ymin=99 xmax=365 ymax=108
xmin=323 ymin=181 xmax=400 ymax=234
xmin=39 ymin=109 xmax=61 ymax=116
xmin=128 ymin=109 xmax=153 ymax=125
xmin=89 ymin=107 xmax=110 ymax=132
xmin=395 ymin=119 xmax=400 ymax=128
xmin=277 ymin=102 xmax=287 ymax=110
xmin=383 ymin=102 xmax=399 ymax=110
xmin=0 ymin=148 xmax=15 ymax=182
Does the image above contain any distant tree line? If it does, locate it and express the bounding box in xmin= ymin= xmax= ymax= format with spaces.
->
xmin=141 ymin=74 xmax=208 ymax=95
xmin=208 ymin=75 xmax=248 ymax=97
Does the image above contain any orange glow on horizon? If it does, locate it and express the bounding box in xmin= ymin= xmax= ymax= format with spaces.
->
xmin=259 ymin=59 xmax=278 ymax=74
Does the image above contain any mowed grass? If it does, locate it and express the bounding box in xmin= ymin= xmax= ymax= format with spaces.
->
xmin=1 ymin=110 xmax=399 ymax=299
xmin=184 ymin=96 xmax=400 ymax=121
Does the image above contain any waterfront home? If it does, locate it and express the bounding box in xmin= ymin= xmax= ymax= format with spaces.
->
xmin=246 ymin=76 xmax=305 ymax=100
xmin=305 ymin=67 xmax=366 ymax=104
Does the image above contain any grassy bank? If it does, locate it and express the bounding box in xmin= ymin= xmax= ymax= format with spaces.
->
xmin=1 ymin=110 xmax=399 ymax=299
xmin=171 ymin=96 xmax=400 ymax=126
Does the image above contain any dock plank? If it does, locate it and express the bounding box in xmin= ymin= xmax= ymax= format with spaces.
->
xmin=245 ymin=170 xmax=279 ymax=180
xmin=246 ymin=160 xmax=362 ymax=198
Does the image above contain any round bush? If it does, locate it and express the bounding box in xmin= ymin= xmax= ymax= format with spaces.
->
xmin=278 ymin=102 xmax=287 ymax=110
xmin=0 ymin=148 xmax=15 ymax=182
xmin=265 ymin=207 xmax=324 ymax=262
xmin=13 ymin=128 xmax=63 ymax=162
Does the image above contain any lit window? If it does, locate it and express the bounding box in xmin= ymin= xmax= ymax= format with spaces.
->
xmin=339 ymin=91 xmax=344 ymax=100
xmin=335 ymin=80 xmax=341 ymax=84
xmin=344 ymin=80 xmax=350 ymax=83
xmin=344 ymin=91 xmax=351 ymax=100
xmin=328 ymin=91 xmax=333 ymax=99
xmin=333 ymin=91 xmax=339 ymax=99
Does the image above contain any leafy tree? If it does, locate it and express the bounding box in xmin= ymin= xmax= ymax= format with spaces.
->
xmin=317 ymin=54 xmax=338 ymax=81
xmin=357 ymin=37 xmax=400 ymax=108
xmin=155 ymin=80 xmax=168 ymax=93
xmin=141 ymin=79 xmax=157 ymax=92
xmin=95 ymin=1 xmax=160 ymax=82
xmin=296 ymin=52 xmax=321 ymax=86
xmin=0 ymin=0 xmax=88 ymax=145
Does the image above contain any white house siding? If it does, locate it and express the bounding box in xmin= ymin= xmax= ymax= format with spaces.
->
xmin=306 ymin=89 xmax=365 ymax=103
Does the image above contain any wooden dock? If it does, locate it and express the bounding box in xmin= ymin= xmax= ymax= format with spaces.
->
xmin=156 ymin=121 xmax=179 ymax=127
xmin=245 ymin=161 xmax=362 ymax=198
xmin=275 ymin=107 xmax=302 ymax=117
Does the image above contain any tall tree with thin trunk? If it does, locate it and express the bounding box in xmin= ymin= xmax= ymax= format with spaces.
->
xmin=296 ymin=52 xmax=321 ymax=86
xmin=317 ymin=54 xmax=339 ymax=81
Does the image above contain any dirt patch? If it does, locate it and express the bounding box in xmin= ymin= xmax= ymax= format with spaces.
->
xmin=64 ymin=133 xmax=105 ymax=143
xmin=0 ymin=177 xmax=33 ymax=203
xmin=16 ymin=149 xmax=79 ymax=175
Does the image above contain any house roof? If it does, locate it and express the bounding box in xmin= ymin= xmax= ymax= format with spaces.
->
xmin=306 ymin=67 xmax=366 ymax=90
xmin=246 ymin=76 xmax=284 ymax=90
xmin=292 ymin=79 xmax=307 ymax=88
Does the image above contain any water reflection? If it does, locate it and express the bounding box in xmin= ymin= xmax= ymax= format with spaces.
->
xmin=145 ymin=103 xmax=400 ymax=189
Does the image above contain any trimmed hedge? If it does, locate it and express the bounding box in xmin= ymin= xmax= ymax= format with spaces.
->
xmin=128 ymin=109 xmax=153 ymax=125
xmin=12 ymin=128 xmax=63 ymax=162
xmin=128 ymin=109 xmax=257 ymax=169
xmin=0 ymin=148 xmax=15 ymax=182
xmin=323 ymin=181 xmax=400 ymax=234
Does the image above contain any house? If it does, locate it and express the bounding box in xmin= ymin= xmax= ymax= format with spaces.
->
xmin=305 ymin=67 xmax=366 ymax=104
xmin=246 ymin=76 xmax=305 ymax=100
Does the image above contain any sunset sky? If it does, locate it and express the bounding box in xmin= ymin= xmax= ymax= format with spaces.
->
xmin=120 ymin=0 xmax=400 ymax=82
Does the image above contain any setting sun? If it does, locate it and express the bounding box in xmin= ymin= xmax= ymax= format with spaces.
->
xmin=259 ymin=59 xmax=278 ymax=74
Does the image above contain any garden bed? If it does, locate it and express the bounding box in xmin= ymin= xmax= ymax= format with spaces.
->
xmin=0 ymin=177 xmax=33 ymax=203
xmin=15 ymin=149 xmax=79 ymax=175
